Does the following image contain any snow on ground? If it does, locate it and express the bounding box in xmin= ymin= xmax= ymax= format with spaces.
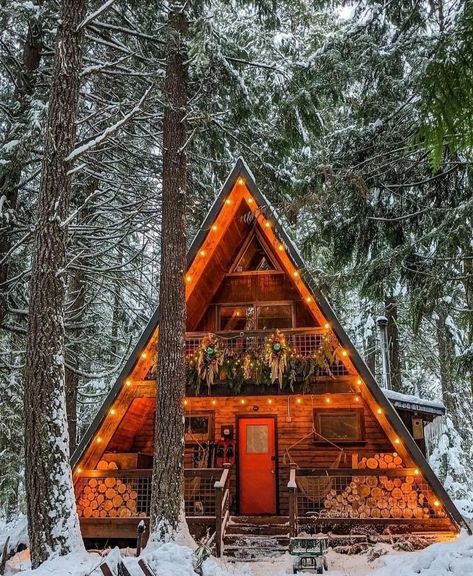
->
xmin=3 ymin=532 xmax=473 ymax=576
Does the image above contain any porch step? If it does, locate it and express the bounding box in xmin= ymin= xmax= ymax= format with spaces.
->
xmin=223 ymin=516 xmax=290 ymax=560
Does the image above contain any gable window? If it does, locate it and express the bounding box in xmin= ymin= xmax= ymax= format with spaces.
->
xmin=314 ymin=408 xmax=365 ymax=443
xmin=232 ymin=233 xmax=279 ymax=273
xmin=218 ymin=303 xmax=293 ymax=331
xmin=219 ymin=305 xmax=256 ymax=331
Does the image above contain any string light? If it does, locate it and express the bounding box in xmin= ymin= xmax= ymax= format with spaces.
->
xmin=394 ymin=438 xmax=400 ymax=444
xmin=268 ymin=399 xmax=273 ymax=405
xmin=110 ymin=408 xmax=116 ymax=415
xmin=434 ymin=500 xmax=440 ymax=507
xmin=355 ymin=396 xmax=360 ymax=402
xmin=237 ymin=177 xmax=245 ymax=185
xmin=126 ymin=379 xmax=131 ymax=387
xmin=212 ymin=224 xmax=218 ymax=231
xmin=324 ymin=322 xmax=330 ymax=330
xmin=183 ymin=399 xmax=188 ymax=406
xmin=96 ymin=436 xmax=102 ymax=444
xmin=199 ymin=249 xmax=206 ymax=257
xmin=240 ymin=399 xmax=246 ymax=405
xmin=185 ymin=275 xmax=192 ymax=282
xmin=225 ymin=199 xmax=231 ymax=205
xmin=306 ymin=296 xmax=312 ymax=302
xmin=211 ymin=399 xmax=217 ymax=406
xmin=325 ymin=397 xmax=331 ymax=404
xmin=264 ymin=220 xmax=271 ymax=228
xmin=341 ymin=349 xmax=348 ymax=357
xmin=357 ymin=378 xmax=363 ymax=385
xmin=77 ymin=467 xmax=82 ymax=474
xmin=377 ymin=408 xmax=383 ymax=415
xmin=141 ymin=351 xmax=147 ymax=359
xmin=278 ymin=244 xmax=284 ymax=251
xmin=293 ymin=271 xmax=299 ymax=277
xmin=296 ymin=397 xmax=302 ymax=404
xmin=247 ymin=197 xmax=253 ymax=203
xmin=414 ymin=468 xmax=420 ymax=475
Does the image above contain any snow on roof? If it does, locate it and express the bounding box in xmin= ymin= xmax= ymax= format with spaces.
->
xmin=383 ymin=389 xmax=445 ymax=415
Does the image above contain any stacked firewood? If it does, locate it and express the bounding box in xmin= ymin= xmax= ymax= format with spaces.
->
xmin=322 ymin=453 xmax=431 ymax=520
xmin=76 ymin=460 xmax=146 ymax=519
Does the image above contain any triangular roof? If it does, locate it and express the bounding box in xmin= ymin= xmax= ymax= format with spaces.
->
xmin=72 ymin=157 xmax=465 ymax=530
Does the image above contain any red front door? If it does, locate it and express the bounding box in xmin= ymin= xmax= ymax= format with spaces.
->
xmin=238 ymin=417 xmax=277 ymax=515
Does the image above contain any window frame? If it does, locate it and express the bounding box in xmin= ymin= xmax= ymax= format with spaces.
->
xmin=184 ymin=412 xmax=214 ymax=444
xmin=217 ymin=301 xmax=294 ymax=331
xmin=313 ymin=407 xmax=366 ymax=444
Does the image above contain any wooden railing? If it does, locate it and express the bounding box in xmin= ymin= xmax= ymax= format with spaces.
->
xmin=288 ymin=465 xmax=297 ymax=537
xmin=214 ymin=464 xmax=231 ymax=558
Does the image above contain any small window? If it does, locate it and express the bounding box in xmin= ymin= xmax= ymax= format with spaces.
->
xmin=219 ymin=305 xmax=255 ymax=331
xmin=314 ymin=409 xmax=364 ymax=443
xmin=246 ymin=424 xmax=269 ymax=453
xmin=184 ymin=413 xmax=213 ymax=443
xmin=257 ymin=304 xmax=292 ymax=330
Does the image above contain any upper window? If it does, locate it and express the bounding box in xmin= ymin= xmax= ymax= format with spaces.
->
xmin=257 ymin=304 xmax=292 ymax=330
xmin=314 ymin=409 xmax=364 ymax=443
xmin=219 ymin=305 xmax=256 ymax=331
xmin=232 ymin=234 xmax=278 ymax=272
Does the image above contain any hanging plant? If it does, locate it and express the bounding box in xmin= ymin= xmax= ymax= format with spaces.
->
xmin=197 ymin=334 xmax=224 ymax=393
xmin=264 ymin=330 xmax=289 ymax=388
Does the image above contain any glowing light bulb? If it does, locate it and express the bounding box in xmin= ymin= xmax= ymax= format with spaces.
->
xmin=264 ymin=220 xmax=271 ymax=228
xmin=126 ymin=379 xmax=131 ymax=387
xmin=268 ymin=399 xmax=273 ymax=405
xmin=434 ymin=500 xmax=440 ymax=507
xmin=96 ymin=436 xmax=102 ymax=444
xmin=296 ymin=398 xmax=302 ymax=404
xmin=278 ymin=244 xmax=284 ymax=251
xmin=185 ymin=275 xmax=192 ymax=282
xmin=325 ymin=397 xmax=331 ymax=404
xmin=212 ymin=224 xmax=218 ymax=231
xmin=225 ymin=199 xmax=231 ymax=205
xmin=306 ymin=296 xmax=312 ymax=302
xmin=247 ymin=197 xmax=253 ymax=203
xmin=357 ymin=378 xmax=362 ymax=385
xmin=414 ymin=468 xmax=420 ymax=475
xmin=341 ymin=349 xmax=348 ymax=357
xmin=377 ymin=408 xmax=383 ymax=415
xmin=199 ymin=249 xmax=206 ymax=257
xmin=183 ymin=399 xmax=188 ymax=406
xmin=394 ymin=438 xmax=400 ymax=445
xmin=77 ymin=467 xmax=82 ymax=474
xmin=141 ymin=351 xmax=147 ymax=359
xmin=324 ymin=323 xmax=330 ymax=330
xmin=355 ymin=396 xmax=360 ymax=402
xmin=240 ymin=399 xmax=246 ymax=405
xmin=237 ymin=177 xmax=245 ymax=185
xmin=110 ymin=408 xmax=116 ymax=415
xmin=211 ymin=399 xmax=217 ymax=406
xmin=293 ymin=271 xmax=299 ymax=277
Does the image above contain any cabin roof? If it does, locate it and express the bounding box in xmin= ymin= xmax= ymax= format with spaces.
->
xmin=71 ymin=157 xmax=465 ymax=530
xmin=384 ymin=389 xmax=446 ymax=417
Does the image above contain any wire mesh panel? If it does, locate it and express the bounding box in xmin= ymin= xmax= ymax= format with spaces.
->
xmin=296 ymin=473 xmax=446 ymax=520
xmin=184 ymin=473 xmax=217 ymax=517
xmin=76 ymin=476 xmax=150 ymax=518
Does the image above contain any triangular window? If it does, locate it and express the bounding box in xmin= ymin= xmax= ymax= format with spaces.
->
xmin=232 ymin=233 xmax=279 ymax=273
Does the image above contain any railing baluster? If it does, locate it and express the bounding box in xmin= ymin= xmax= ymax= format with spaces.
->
xmin=214 ymin=464 xmax=231 ymax=558
xmin=288 ymin=464 xmax=297 ymax=538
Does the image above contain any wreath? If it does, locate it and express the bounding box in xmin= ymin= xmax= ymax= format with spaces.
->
xmin=197 ymin=333 xmax=223 ymax=393
xmin=264 ymin=329 xmax=289 ymax=387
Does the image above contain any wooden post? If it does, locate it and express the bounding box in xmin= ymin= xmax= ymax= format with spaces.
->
xmin=214 ymin=464 xmax=230 ymax=558
xmin=288 ymin=465 xmax=297 ymax=538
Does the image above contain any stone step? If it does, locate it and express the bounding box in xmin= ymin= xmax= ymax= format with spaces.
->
xmin=224 ymin=534 xmax=290 ymax=547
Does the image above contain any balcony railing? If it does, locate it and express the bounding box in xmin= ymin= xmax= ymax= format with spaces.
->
xmin=146 ymin=328 xmax=350 ymax=381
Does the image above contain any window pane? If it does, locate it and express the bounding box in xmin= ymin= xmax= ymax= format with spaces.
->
xmin=185 ymin=416 xmax=209 ymax=436
xmin=219 ymin=305 xmax=255 ymax=331
xmin=318 ymin=412 xmax=361 ymax=441
xmin=235 ymin=236 xmax=276 ymax=272
xmin=246 ymin=425 xmax=269 ymax=453
xmin=257 ymin=305 xmax=292 ymax=330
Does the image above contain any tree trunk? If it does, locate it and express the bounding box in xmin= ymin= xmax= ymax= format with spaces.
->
xmin=150 ymin=4 xmax=188 ymax=542
xmin=23 ymin=0 xmax=86 ymax=567
xmin=0 ymin=12 xmax=43 ymax=327
xmin=385 ymin=296 xmax=402 ymax=391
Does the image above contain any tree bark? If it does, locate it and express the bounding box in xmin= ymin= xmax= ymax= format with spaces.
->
xmin=385 ymin=296 xmax=402 ymax=391
xmin=23 ymin=0 xmax=86 ymax=567
xmin=150 ymin=4 xmax=188 ymax=542
xmin=0 ymin=11 xmax=43 ymax=327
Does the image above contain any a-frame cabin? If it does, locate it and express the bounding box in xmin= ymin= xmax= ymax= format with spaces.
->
xmin=72 ymin=159 xmax=464 ymax=553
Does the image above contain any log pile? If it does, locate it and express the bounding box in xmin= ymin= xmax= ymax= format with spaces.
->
xmin=77 ymin=460 xmax=146 ymax=519
xmin=322 ymin=453 xmax=431 ymax=520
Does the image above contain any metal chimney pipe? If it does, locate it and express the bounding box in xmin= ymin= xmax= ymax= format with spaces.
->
xmin=376 ymin=316 xmax=391 ymax=390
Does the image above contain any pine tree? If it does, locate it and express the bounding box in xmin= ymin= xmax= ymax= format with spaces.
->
xmin=23 ymin=0 xmax=87 ymax=566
